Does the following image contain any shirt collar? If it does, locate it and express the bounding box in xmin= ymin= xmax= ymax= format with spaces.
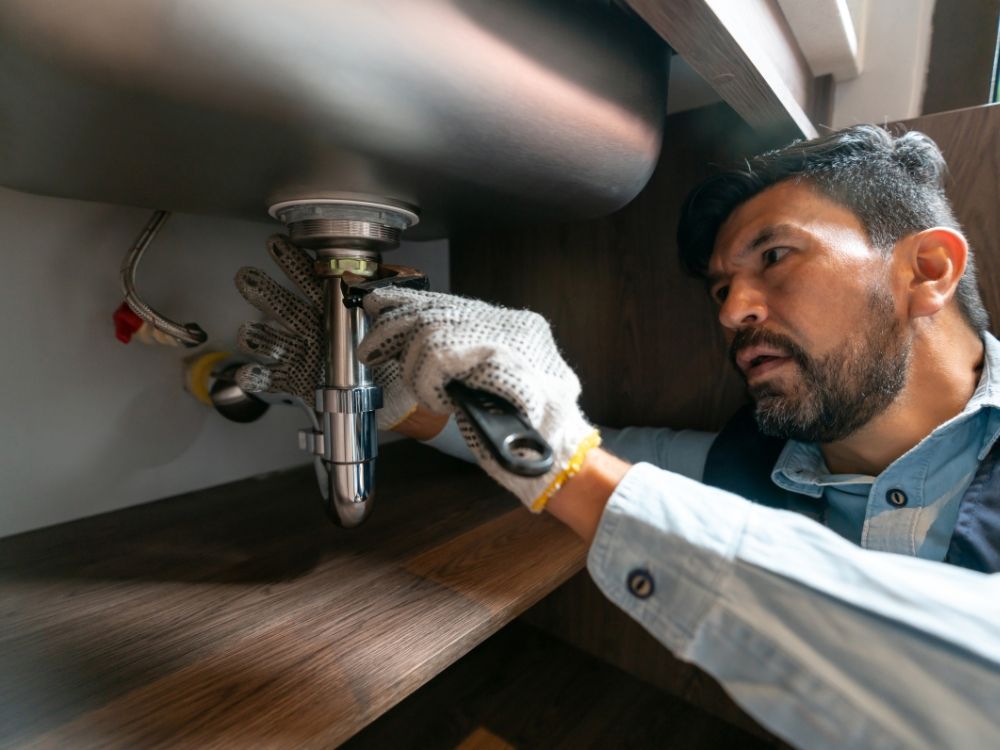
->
xmin=771 ymin=441 xmax=834 ymax=497
xmin=971 ymin=331 xmax=1000 ymax=459
xmin=770 ymin=331 xmax=1000 ymax=495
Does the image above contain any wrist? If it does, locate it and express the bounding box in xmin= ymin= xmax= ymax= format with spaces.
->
xmin=545 ymin=448 xmax=630 ymax=543
xmin=391 ymin=405 xmax=449 ymax=440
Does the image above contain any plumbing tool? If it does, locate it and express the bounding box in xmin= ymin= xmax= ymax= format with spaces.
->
xmin=444 ymin=382 xmax=554 ymax=477
xmin=340 ymin=273 xmax=556 ymax=479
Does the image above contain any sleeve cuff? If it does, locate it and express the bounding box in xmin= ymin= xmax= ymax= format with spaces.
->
xmin=586 ymin=462 xmax=752 ymax=657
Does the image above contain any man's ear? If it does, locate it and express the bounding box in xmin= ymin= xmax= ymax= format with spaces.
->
xmin=896 ymin=227 xmax=968 ymax=320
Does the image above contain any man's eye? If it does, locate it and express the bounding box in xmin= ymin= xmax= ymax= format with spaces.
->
xmin=763 ymin=247 xmax=791 ymax=266
xmin=713 ymin=285 xmax=729 ymax=304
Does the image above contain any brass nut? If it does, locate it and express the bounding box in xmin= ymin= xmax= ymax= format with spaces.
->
xmin=314 ymin=257 xmax=379 ymax=278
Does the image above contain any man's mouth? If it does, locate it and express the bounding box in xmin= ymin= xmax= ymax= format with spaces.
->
xmin=736 ymin=345 xmax=794 ymax=379
xmin=746 ymin=355 xmax=792 ymax=379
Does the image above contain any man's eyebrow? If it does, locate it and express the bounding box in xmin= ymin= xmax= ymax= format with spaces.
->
xmin=706 ymin=223 xmax=798 ymax=285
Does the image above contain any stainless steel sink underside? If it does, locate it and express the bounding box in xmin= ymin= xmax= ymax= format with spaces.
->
xmin=0 ymin=0 xmax=667 ymax=237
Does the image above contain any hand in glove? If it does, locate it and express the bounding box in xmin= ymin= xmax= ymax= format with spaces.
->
xmin=357 ymin=287 xmax=601 ymax=512
xmin=234 ymin=235 xmax=419 ymax=431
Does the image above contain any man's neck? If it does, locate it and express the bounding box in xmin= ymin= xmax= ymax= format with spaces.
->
xmin=819 ymin=325 xmax=985 ymax=476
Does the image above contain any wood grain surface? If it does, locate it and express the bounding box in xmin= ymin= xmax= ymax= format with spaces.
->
xmin=921 ymin=0 xmax=1000 ymax=116
xmin=343 ymin=621 xmax=777 ymax=749
xmin=521 ymin=573 xmax=781 ymax=743
xmin=897 ymin=104 xmax=1000 ymax=331
xmin=0 ymin=441 xmax=585 ymax=749
xmin=625 ymin=0 xmax=818 ymax=138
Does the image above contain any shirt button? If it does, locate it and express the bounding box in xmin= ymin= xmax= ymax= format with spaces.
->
xmin=886 ymin=489 xmax=908 ymax=508
xmin=627 ymin=568 xmax=655 ymax=599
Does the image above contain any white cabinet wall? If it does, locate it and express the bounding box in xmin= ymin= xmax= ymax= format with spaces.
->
xmin=0 ymin=187 xmax=449 ymax=536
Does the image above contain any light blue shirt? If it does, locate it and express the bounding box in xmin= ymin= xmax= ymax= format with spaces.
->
xmin=592 ymin=331 xmax=1000 ymax=749
xmin=426 ymin=333 xmax=1000 ymax=748
xmin=601 ymin=332 xmax=1000 ymax=558
xmin=588 ymin=466 xmax=1000 ymax=750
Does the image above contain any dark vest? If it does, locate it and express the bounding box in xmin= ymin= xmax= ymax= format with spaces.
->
xmin=702 ymin=406 xmax=1000 ymax=573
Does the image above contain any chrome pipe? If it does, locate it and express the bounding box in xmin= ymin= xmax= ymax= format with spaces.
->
xmin=273 ymin=199 xmax=417 ymax=528
xmin=318 ymin=268 xmax=382 ymax=527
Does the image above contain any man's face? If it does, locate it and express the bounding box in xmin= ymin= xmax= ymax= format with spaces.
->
xmin=708 ymin=180 xmax=911 ymax=443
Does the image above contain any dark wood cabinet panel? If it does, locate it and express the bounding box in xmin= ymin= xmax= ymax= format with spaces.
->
xmin=899 ymin=104 xmax=1000 ymax=332
xmin=922 ymin=0 xmax=1000 ymax=115
xmin=344 ymin=621 xmax=777 ymax=749
xmin=452 ymin=102 xmax=788 ymax=431
xmin=522 ymin=572 xmax=781 ymax=742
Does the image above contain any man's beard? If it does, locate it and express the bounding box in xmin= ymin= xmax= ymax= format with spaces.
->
xmin=730 ymin=287 xmax=910 ymax=443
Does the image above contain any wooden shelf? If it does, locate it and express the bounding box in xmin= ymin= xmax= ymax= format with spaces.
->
xmin=342 ymin=621 xmax=774 ymax=749
xmin=626 ymin=0 xmax=821 ymax=138
xmin=0 ymin=441 xmax=585 ymax=749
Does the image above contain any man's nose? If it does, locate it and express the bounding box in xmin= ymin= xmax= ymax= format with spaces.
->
xmin=718 ymin=279 xmax=768 ymax=330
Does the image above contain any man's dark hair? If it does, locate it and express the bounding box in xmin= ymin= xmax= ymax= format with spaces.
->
xmin=677 ymin=125 xmax=991 ymax=332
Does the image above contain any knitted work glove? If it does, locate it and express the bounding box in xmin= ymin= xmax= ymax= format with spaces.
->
xmin=234 ymin=235 xmax=418 ymax=430
xmin=357 ymin=287 xmax=601 ymax=511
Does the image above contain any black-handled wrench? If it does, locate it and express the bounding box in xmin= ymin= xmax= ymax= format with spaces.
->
xmin=445 ymin=381 xmax=554 ymax=477
xmin=343 ymin=268 xmax=554 ymax=477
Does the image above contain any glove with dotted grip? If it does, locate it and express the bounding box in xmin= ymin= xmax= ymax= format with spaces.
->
xmin=234 ymin=235 xmax=418 ymax=430
xmin=357 ymin=287 xmax=600 ymax=511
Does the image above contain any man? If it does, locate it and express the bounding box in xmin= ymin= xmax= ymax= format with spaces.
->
xmin=237 ymin=125 xmax=1000 ymax=749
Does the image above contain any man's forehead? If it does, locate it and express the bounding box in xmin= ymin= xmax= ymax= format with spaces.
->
xmin=708 ymin=181 xmax=863 ymax=270
xmin=716 ymin=182 xmax=816 ymax=247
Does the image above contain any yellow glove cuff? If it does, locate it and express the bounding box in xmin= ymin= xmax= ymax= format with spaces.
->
xmin=383 ymin=403 xmax=420 ymax=431
xmin=529 ymin=429 xmax=602 ymax=513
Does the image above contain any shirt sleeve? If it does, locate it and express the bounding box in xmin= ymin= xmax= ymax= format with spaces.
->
xmin=421 ymin=414 xmax=475 ymax=463
xmin=587 ymin=462 xmax=1000 ymax=750
xmin=600 ymin=426 xmax=716 ymax=479
xmin=424 ymin=418 xmax=718 ymax=481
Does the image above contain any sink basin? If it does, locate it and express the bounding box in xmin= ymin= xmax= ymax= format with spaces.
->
xmin=0 ymin=0 xmax=667 ymax=237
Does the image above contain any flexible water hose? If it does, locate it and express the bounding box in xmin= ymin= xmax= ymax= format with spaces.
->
xmin=120 ymin=210 xmax=207 ymax=347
